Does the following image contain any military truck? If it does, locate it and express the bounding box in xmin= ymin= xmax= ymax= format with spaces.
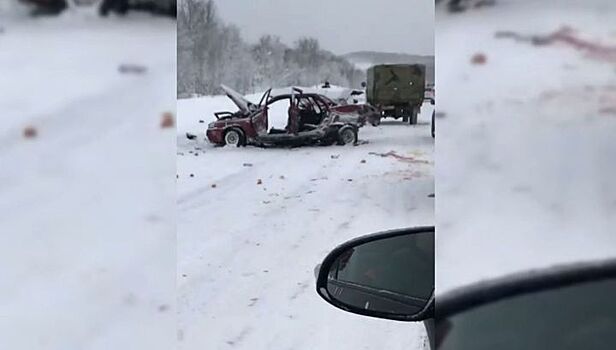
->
xmin=366 ymin=64 xmax=426 ymax=124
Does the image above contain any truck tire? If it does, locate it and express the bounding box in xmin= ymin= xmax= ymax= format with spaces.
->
xmin=409 ymin=106 xmax=419 ymax=125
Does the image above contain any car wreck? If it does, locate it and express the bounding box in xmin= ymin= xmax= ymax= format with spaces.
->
xmin=191 ymin=85 xmax=380 ymax=147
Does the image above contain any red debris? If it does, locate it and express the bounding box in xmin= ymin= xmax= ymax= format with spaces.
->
xmin=471 ymin=53 xmax=488 ymax=65
xmin=161 ymin=112 xmax=175 ymax=128
xmin=23 ymin=126 xmax=37 ymax=139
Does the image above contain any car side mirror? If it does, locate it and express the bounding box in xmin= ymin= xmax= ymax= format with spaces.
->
xmin=316 ymin=227 xmax=434 ymax=321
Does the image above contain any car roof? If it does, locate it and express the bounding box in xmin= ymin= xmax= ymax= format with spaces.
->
xmin=437 ymin=0 xmax=616 ymax=294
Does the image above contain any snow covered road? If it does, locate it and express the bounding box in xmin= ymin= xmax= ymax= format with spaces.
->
xmin=177 ymin=97 xmax=435 ymax=349
xmin=0 ymin=16 xmax=176 ymax=350
xmin=436 ymin=0 xmax=616 ymax=294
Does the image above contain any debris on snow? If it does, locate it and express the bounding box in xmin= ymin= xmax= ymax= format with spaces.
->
xmin=118 ymin=63 xmax=148 ymax=75
xmin=158 ymin=304 xmax=169 ymax=313
xmin=161 ymin=112 xmax=175 ymax=128
xmin=369 ymin=151 xmax=430 ymax=164
xmin=495 ymin=26 xmax=616 ymax=63
xmin=23 ymin=126 xmax=37 ymax=139
xmin=471 ymin=53 xmax=488 ymax=65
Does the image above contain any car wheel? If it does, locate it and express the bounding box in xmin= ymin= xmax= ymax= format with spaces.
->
xmin=337 ymin=126 xmax=358 ymax=145
xmin=224 ymin=128 xmax=245 ymax=147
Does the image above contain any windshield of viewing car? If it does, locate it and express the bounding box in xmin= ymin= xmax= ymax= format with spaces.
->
xmin=438 ymin=278 xmax=616 ymax=350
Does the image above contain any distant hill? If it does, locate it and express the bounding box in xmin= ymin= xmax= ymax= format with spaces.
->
xmin=343 ymin=51 xmax=435 ymax=83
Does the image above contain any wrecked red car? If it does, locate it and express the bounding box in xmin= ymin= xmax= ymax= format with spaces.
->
xmin=318 ymin=93 xmax=381 ymax=127
xmin=197 ymin=86 xmax=374 ymax=147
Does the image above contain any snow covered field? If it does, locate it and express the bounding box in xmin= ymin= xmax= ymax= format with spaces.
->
xmin=437 ymin=0 xmax=616 ymax=294
xmin=0 ymin=15 xmax=176 ymax=349
xmin=177 ymin=94 xmax=434 ymax=349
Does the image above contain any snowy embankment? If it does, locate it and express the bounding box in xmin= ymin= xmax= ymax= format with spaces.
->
xmin=0 ymin=16 xmax=176 ymax=349
xmin=437 ymin=0 xmax=616 ymax=294
xmin=177 ymin=93 xmax=434 ymax=349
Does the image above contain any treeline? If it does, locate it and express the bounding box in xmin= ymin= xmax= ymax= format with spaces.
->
xmin=177 ymin=0 xmax=364 ymax=98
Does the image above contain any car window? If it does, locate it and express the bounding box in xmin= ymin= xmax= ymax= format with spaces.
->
xmin=438 ymin=278 xmax=616 ymax=350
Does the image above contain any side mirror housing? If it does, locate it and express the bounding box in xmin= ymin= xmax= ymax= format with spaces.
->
xmin=316 ymin=227 xmax=434 ymax=322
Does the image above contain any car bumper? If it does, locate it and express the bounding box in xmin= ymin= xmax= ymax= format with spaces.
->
xmin=206 ymin=128 xmax=224 ymax=145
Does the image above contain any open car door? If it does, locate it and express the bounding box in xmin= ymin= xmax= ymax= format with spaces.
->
xmin=286 ymin=88 xmax=302 ymax=134
xmin=251 ymin=88 xmax=271 ymax=135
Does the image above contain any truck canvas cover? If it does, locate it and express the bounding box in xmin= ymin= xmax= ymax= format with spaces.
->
xmin=366 ymin=64 xmax=426 ymax=106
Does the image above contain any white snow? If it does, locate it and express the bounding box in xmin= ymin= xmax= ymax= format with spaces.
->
xmin=177 ymin=93 xmax=435 ymax=349
xmin=437 ymin=0 xmax=616 ymax=294
xmin=0 ymin=16 xmax=176 ymax=349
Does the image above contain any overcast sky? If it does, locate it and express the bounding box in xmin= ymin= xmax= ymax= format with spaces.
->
xmin=213 ymin=0 xmax=434 ymax=55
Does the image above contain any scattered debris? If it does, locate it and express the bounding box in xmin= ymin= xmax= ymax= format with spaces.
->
xmin=471 ymin=53 xmax=488 ymax=65
xmin=495 ymin=26 xmax=616 ymax=63
xmin=118 ymin=63 xmax=148 ymax=74
xmin=369 ymin=151 xmax=430 ymax=164
xmin=160 ymin=112 xmax=174 ymax=128
xmin=23 ymin=126 xmax=37 ymax=139
xmin=310 ymin=176 xmax=328 ymax=182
